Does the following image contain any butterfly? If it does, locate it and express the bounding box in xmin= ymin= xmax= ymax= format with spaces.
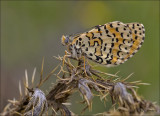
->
xmin=61 ymin=21 xmax=145 ymax=67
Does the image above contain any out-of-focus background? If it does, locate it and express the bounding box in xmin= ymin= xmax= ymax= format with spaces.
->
xmin=1 ymin=1 xmax=159 ymax=114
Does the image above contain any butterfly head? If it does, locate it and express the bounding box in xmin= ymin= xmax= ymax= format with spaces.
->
xmin=61 ymin=35 xmax=71 ymax=46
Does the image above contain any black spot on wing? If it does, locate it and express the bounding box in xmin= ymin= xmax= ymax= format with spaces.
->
xmin=88 ymin=57 xmax=92 ymax=60
xmin=135 ymin=36 xmax=138 ymax=39
xmin=82 ymin=44 xmax=85 ymax=47
xmin=96 ymin=56 xmax=103 ymax=64
xmin=116 ymin=27 xmax=119 ymax=32
xmin=110 ymin=23 xmax=113 ymax=28
xmin=121 ymin=58 xmax=124 ymax=60
xmin=134 ymin=30 xmax=137 ymax=34
xmin=95 ymin=25 xmax=102 ymax=36
xmin=116 ymin=38 xmax=119 ymax=42
xmin=105 ymin=53 xmax=109 ymax=59
xmin=107 ymin=34 xmax=111 ymax=37
xmin=120 ymin=33 xmax=123 ymax=38
xmin=106 ymin=29 xmax=109 ymax=34
xmin=89 ymin=53 xmax=93 ymax=56
xmin=132 ymin=24 xmax=135 ymax=29
xmin=106 ymin=60 xmax=111 ymax=64
xmin=143 ymin=30 xmax=145 ymax=34
xmin=119 ymin=44 xmax=122 ymax=50
xmin=79 ymin=38 xmax=82 ymax=41
xmin=76 ymin=40 xmax=78 ymax=45
xmin=117 ymin=51 xmax=121 ymax=57
xmin=98 ymin=37 xmax=103 ymax=45
xmin=132 ymin=52 xmax=136 ymax=55
xmin=137 ymin=47 xmax=140 ymax=50
xmin=111 ymin=55 xmax=113 ymax=59
xmin=109 ymin=48 xmax=112 ymax=53
xmin=85 ymin=47 xmax=88 ymax=51
xmin=123 ymin=39 xmax=125 ymax=44
xmin=88 ymin=41 xmax=90 ymax=46
xmin=113 ymin=33 xmax=116 ymax=37
xmin=111 ymin=43 xmax=114 ymax=47
xmin=86 ymin=35 xmax=90 ymax=39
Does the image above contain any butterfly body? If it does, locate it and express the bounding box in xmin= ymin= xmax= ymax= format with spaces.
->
xmin=61 ymin=21 xmax=145 ymax=67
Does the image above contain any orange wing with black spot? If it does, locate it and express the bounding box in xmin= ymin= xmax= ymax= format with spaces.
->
xmin=72 ymin=21 xmax=145 ymax=66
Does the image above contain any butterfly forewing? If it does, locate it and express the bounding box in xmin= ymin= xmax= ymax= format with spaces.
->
xmin=71 ymin=21 xmax=145 ymax=66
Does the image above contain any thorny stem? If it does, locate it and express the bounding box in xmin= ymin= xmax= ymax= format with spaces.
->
xmin=1 ymin=56 xmax=160 ymax=116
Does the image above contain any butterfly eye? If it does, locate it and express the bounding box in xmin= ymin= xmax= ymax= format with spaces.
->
xmin=61 ymin=35 xmax=69 ymax=45
xmin=65 ymin=36 xmax=69 ymax=44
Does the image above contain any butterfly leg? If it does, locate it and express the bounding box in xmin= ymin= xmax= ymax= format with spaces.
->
xmin=62 ymin=50 xmax=71 ymax=66
xmin=83 ymin=56 xmax=86 ymax=75
xmin=82 ymin=56 xmax=90 ymax=77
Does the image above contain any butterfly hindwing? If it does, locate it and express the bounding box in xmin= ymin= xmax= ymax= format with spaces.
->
xmin=72 ymin=21 xmax=145 ymax=66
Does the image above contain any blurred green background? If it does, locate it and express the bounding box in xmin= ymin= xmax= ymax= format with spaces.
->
xmin=1 ymin=1 xmax=159 ymax=114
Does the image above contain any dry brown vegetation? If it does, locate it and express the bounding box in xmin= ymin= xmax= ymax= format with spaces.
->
xmin=1 ymin=56 xmax=160 ymax=116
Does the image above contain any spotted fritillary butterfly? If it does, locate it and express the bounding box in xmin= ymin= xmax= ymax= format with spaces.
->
xmin=61 ymin=21 xmax=145 ymax=67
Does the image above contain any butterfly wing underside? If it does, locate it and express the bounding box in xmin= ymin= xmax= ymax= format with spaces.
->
xmin=73 ymin=21 xmax=145 ymax=66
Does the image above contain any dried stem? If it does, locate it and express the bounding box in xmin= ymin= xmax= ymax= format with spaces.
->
xmin=1 ymin=55 xmax=160 ymax=116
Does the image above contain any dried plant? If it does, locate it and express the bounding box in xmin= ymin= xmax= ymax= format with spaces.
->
xmin=1 ymin=56 xmax=160 ymax=116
